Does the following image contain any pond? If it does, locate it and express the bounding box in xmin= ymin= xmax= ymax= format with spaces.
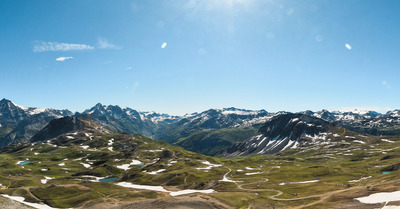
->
xmin=19 ymin=162 xmax=31 ymax=165
xmin=382 ymin=171 xmax=393 ymax=175
xmin=100 ymin=177 xmax=118 ymax=182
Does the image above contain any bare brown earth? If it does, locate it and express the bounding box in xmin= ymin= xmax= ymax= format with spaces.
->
xmin=57 ymin=184 xmax=91 ymax=190
xmin=0 ymin=195 xmax=34 ymax=209
xmin=84 ymin=194 xmax=232 ymax=209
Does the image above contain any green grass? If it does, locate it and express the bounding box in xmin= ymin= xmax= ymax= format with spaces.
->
xmin=0 ymin=129 xmax=400 ymax=208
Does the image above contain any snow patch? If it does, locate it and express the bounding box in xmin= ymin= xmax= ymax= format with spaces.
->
xmin=170 ymin=189 xmax=214 ymax=196
xmin=245 ymin=172 xmax=262 ymax=175
xmin=143 ymin=169 xmax=166 ymax=175
xmin=40 ymin=176 xmax=54 ymax=184
xmin=115 ymin=182 xmax=215 ymax=196
xmin=245 ymin=167 xmax=261 ymax=170
xmin=279 ymin=180 xmax=319 ymax=185
xmin=353 ymin=140 xmax=365 ymax=144
xmin=116 ymin=159 xmax=143 ymax=171
xmin=355 ymin=190 xmax=400 ymax=204
xmin=80 ymin=163 xmax=91 ymax=168
xmin=381 ymin=139 xmax=395 ymax=143
xmin=349 ymin=176 xmax=372 ymax=183
xmin=195 ymin=161 xmax=222 ymax=170
xmin=1 ymin=194 xmax=56 ymax=209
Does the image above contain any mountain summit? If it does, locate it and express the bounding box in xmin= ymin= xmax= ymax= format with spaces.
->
xmin=220 ymin=113 xmax=335 ymax=157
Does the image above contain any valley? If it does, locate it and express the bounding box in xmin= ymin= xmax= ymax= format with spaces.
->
xmin=0 ymin=100 xmax=400 ymax=208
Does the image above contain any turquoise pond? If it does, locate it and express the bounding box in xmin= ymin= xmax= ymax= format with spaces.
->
xmin=18 ymin=162 xmax=30 ymax=165
xmin=99 ymin=177 xmax=118 ymax=182
xmin=382 ymin=171 xmax=393 ymax=175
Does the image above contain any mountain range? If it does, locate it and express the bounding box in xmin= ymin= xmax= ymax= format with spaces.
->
xmin=0 ymin=99 xmax=72 ymax=148
xmin=1 ymin=98 xmax=400 ymax=157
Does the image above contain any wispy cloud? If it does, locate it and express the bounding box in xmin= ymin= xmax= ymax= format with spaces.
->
xmin=161 ymin=42 xmax=167 ymax=49
xmin=56 ymin=56 xmax=73 ymax=62
xmin=33 ymin=41 xmax=94 ymax=52
xmin=97 ymin=38 xmax=121 ymax=49
xmin=345 ymin=43 xmax=352 ymax=50
xmin=127 ymin=67 xmax=133 ymax=70
xmin=382 ymin=80 xmax=391 ymax=88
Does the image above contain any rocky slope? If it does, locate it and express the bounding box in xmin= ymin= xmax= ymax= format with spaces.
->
xmin=303 ymin=109 xmax=400 ymax=135
xmin=30 ymin=116 xmax=107 ymax=143
xmin=0 ymin=99 xmax=72 ymax=147
xmin=2 ymin=98 xmax=400 ymax=157
xmin=80 ymin=103 xmax=180 ymax=138
xmin=220 ymin=113 xmax=336 ymax=157
xmin=155 ymin=107 xmax=270 ymax=143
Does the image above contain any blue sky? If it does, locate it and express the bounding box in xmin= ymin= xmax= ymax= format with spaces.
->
xmin=1 ymin=0 xmax=399 ymax=115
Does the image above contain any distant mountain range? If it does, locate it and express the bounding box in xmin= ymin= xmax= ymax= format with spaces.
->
xmin=1 ymin=98 xmax=399 ymax=157
xmin=0 ymin=99 xmax=72 ymax=147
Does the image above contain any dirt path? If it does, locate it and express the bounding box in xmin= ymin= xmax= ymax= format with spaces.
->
xmin=222 ymin=166 xmax=400 ymax=208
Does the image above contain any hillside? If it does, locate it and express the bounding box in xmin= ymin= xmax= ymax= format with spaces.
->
xmin=221 ymin=113 xmax=337 ymax=157
xmin=0 ymin=117 xmax=400 ymax=208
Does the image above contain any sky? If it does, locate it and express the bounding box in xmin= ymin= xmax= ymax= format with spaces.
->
xmin=1 ymin=0 xmax=399 ymax=115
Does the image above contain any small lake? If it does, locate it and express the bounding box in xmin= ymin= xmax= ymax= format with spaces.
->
xmin=382 ymin=171 xmax=393 ymax=175
xmin=100 ymin=177 xmax=118 ymax=182
xmin=19 ymin=162 xmax=31 ymax=165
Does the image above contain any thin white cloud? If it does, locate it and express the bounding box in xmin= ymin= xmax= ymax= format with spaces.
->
xmin=161 ymin=42 xmax=167 ymax=49
xmin=97 ymin=38 xmax=121 ymax=49
xmin=33 ymin=41 xmax=94 ymax=52
xmin=56 ymin=56 xmax=73 ymax=62
xmin=345 ymin=43 xmax=352 ymax=50
xmin=382 ymin=80 xmax=391 ymax=88
xmin=127 ymin=67 xmax=133 ymax=70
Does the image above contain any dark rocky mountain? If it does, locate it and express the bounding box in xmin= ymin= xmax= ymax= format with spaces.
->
xmin=220 ymin=113 xmax=336 ymax=157
xmin=0 ymin=99 xmax=73 ymax=147
xmin=31 ymin=116 xmax=105 ymax=142
xmin=0 ymin=98 xmax=28 ymax=124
